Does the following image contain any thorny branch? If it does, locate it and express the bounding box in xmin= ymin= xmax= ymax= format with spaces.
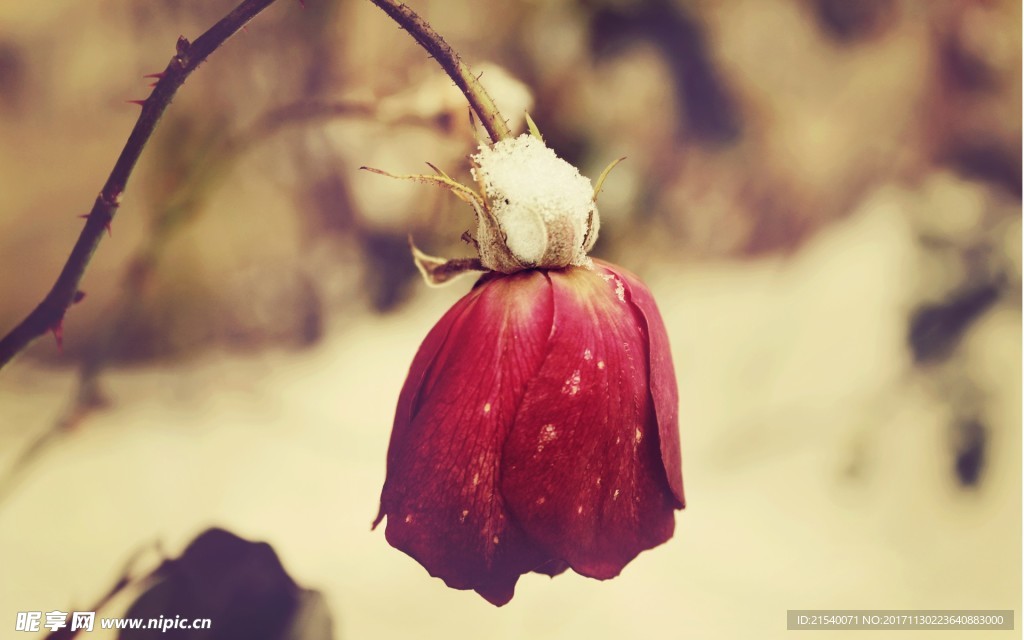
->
xmin=0 ymin=0 xmax=282 ymax=371
xmin=368 ymin=0 xmax=512 ymax=144
xmin=0 ymin=96 xmax=455 ymax=505
xmin=0 ymin=0 xmax=503 ymax=371
xmin=0 ymin=0 xmax=508 ymax=497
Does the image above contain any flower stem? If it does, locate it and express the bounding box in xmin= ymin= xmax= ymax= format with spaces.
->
xmin=0 ymin=0 xmax=281 ymax=371
xmin=367 ymin=0 xmax=512 ymax=143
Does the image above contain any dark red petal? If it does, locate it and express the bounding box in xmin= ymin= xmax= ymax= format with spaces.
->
xmin=532 ymin=559 xmax=569 ymax=577
xmin=377 ymin=271 xmax=556 ymax=605
xmin=501 ymin=266 xmax=678 ymax=580
xmin=600 ymin=260 xmax=685 ymax=508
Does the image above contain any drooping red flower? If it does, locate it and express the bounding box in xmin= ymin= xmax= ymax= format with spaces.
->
xmin=374 ymin=260 xmax=684 ymax=606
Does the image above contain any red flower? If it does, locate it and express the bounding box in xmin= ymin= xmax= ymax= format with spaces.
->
xmin=374 ymin=260 xmax=684 ymax=606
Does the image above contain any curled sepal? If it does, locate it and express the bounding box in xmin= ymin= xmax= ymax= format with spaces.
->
xmin=592 ymin=156 xmax=626 ymax=202
xmin=524 ymin=112 xmax=544 ymax=143
xmin=409 ymin=238 xmax=486 ymax=286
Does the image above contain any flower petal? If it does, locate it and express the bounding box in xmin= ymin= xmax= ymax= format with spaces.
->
xmin=533 ymin=560 xmax=570 ymax=577
xmin=376 ymin=271 xmax=556 ymax=605
xmin=601 ymin=261 xmax=685 ymax=508
xmin=501 ymin=266 xmax=678 ymax=580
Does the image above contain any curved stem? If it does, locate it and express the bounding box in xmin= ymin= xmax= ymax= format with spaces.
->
xmin=0 ymin=0 xmax=281 ymax=371
xmin=368 ymin=0 xmax=512 ymax=144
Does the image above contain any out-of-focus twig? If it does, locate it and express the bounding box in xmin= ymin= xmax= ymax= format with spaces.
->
xmin=0 ymin=0 xmax=282 ymax=371
xmin=368 ymin=0 xmax=512 ymax=144
xmin=43 ymin=541 xmax=164 ymax=640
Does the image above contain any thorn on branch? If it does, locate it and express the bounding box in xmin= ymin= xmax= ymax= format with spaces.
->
xmin=78 ymin=213 xmax=112 ymax=237
xmin=176 ymin=36 xmax=191 ymax=57
xmin=460 ymin=230 xmax=478 ymax=249
xmin=126 ymin=99 xmax=147 ymax=107
xmin=99 ymin=189 xmax=122 ymax=208
xmin=143 ymin=72 xmax=164 ymax=89
xmin=0 ymin=0 xmax=284 ymax=372
xmin=50 ymin=320 xmax=64 ymax=353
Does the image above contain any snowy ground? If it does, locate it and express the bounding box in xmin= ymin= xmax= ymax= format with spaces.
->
xmin=0 ymin=192 xmax=1019 ymax=639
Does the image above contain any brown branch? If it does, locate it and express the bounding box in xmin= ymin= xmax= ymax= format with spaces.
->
xmin=367 ymin=0 xmax=512 ymax=144
xmin=0 ymin=0 xmax=282 ymax=371
xmin=0 ymin=95 xmax=455 ymax=505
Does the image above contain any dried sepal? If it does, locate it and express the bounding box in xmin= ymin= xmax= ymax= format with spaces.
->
xmin=360 ymin=164 xmax=505 ymax=266
xmin=524 ymin=112 xmax=544 ymax=143
xmin=359 ymin=165 xmax=485 ymax=210
xmin=592 ymin=156 xmax=626 ymax=202
xmin=362 ymin=129 xmax=616 ymax=275
xmin=409 ymin=238 xmax=486 ymax=286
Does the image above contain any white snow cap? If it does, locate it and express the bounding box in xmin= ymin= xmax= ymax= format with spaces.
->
xmin=471 ymin=134 xmax=599 ymax=272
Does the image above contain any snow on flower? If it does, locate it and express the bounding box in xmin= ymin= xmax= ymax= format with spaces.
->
xmin=471 ymin=134 xmax=598 ymax=271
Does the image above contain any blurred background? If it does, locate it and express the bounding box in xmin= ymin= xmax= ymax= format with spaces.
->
xmin=0 ymin=0 xmax=1020 ymax=638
